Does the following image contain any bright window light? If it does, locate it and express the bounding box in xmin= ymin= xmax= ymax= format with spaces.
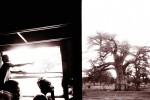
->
xmin=3 ymin=46 xmax=62 ymax=73
xmin=3 ymin=46 xmax=64 ymax=97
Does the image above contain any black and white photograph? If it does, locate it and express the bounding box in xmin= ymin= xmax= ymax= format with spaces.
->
xmin=0 ymin=1 xmax=81 ymax=100
xmin=82 ymin=0 xmax=150 ymax=100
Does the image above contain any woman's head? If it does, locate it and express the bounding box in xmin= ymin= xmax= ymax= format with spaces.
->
xmin=3 ymin=80 xmax=20 ymax=100
xmin=0 ymin=90 xmax=12 ymax=100
xmin=33 ymin=94 xmax=47 ymax=100
xmin=37 ymin=77 xmax=53 ymax=95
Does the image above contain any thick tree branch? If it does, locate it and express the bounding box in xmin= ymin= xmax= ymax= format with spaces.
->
xmin=95 ymin=62 xmax=115 ymax=69
xmin=101 ymin=67 xmax=115 ymax=71
xmin=110 ymin=39 xmax=118 ymax=54
xmin=123 ymin=60 xmax=135 ymax=71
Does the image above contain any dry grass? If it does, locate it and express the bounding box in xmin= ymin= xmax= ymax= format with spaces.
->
xmin=82 ymin=85 xmax=150 ymax=100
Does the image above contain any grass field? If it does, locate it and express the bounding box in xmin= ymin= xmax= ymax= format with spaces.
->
xmin=82 ymin=85 xmax=150 ymax=100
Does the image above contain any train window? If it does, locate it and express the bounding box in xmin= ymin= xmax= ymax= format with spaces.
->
xmin=3 ymin=46 xmax=64 ymax=100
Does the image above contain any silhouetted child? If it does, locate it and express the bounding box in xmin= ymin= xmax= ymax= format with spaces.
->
xmin=0 ymin=54 xmax=33 ymax=89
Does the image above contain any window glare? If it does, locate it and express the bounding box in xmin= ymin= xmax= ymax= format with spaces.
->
xmin=3 ymin=46 xmax=64 ymax=96
xmin=3 ymin=46 xmax=62 ymax=73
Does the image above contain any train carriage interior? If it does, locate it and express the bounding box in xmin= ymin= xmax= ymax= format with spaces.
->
xmin=0 ymin=1 xmax=81 ymax=100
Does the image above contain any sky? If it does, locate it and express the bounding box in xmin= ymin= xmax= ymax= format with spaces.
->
xmin=82 ymin=0 xmax=150 ymax=72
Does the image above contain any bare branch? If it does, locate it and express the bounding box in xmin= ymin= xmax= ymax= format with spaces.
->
xmin=95 ymin=62 xmax=115 ymax=69
xmin=101 ymin=67 xmax=115 ymax=71
xmin=123 ymin=60 xmax=135 ymax=70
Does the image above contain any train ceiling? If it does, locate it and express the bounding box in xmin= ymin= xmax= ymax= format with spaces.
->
xmin=0 ymin=1 xmax=80 ymax=51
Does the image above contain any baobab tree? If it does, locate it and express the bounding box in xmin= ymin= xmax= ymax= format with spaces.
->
xmin=87 ymin=32 xmax=150 ymax=90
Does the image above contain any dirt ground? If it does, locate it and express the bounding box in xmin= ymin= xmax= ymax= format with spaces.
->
xmin=82 ymin=85 xmax=150 ymax=100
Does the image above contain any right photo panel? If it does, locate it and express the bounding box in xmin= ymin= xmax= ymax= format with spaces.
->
xmin=82 ymin=0 xmax=150 ymax=100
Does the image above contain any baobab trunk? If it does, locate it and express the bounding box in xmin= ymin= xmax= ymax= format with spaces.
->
xmin=115 ymin=65 xmax=127 ymax=91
